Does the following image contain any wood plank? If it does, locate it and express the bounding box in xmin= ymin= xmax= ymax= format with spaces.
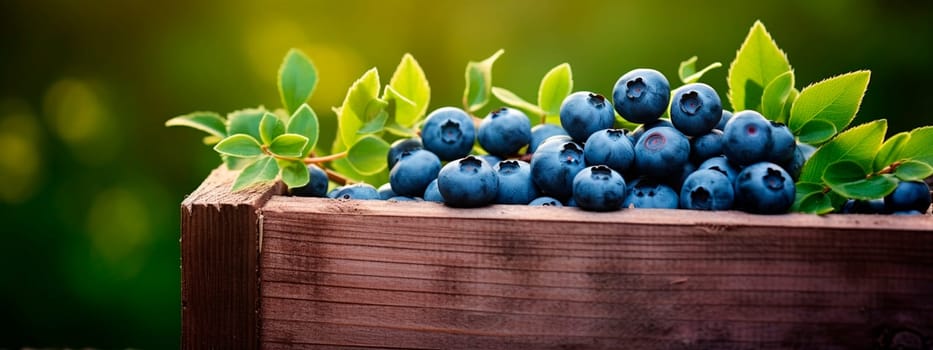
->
xmin=259 ymin=198 xmax=933 ymax=349
xmin=181 ymin=166 xmax=284 ymax=349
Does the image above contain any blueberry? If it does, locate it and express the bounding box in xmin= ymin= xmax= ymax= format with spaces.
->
xmin=715 ymin=110 xmax=734 ymax=131
xmin=423 ymin=179 xmax=443 ymax=203
xmin=680 ymin=169 xmax=734 ymax=210
xmin=612 ymin=68 xmax=671 ymax=124
xmin=559 ymin=91 xmax=615 ymax=143
xmin=290 ymin=164 xmax=329 ymax=197
xmin=437 ymin=156 xmax=499 ymax=207
xmin=529 ymin=196 xmax=564 ymax=207
xmin=622 ymin=178 xmax=678 ymax=209
xmin=893 ymin=210 xmax=924 ymax=215
xmin=565 ymin=197 xmax=577 ymax=207
xmin=478 ymin=107 xmax=532 ymax=157
xmin=421 ymin=107 xmax=476 ymax=161
xmin=333 ymin=183 xmax=380 ymax=200
xmin=841 ymin=199 xmax=885 ymax=214
xmin=530 ymin=140 xmax=586 ymax=200
xmin=628 ymin=119 xmax=673 ymax=144
xmin=666 ymin=160 xmax=697 ymax=193
xmin=698 ymin=156 xmax=739 ymax=183
xmin=769 ymin=122 xmax=796 ymax=164
xmin=584 ymin=129 xmax=635 ymax=174
xmin=884 ymin=180 xmax=931 ymax=213
xmin=690 ymin=129 xmax=724 ymax=164
xmin=634 ymin=126 xmax=690 ymax=178
xmin=722 ymin=110 xmax=773 ymax=166
xmin=494 ymin=160 xmax=539 ymax=204
xmin=670 ymin=83 xmax=722 ymax=136
xmin=572 ymin=165 xmax=626 ymax=211
xmin=478 ymin=154 xmax=503 ymax=166
xmin=390 ymin=149 xmax=441 ymax=197
xmin=734 ymin=162 xmax=795 ymax=214
xmin=377 ymin=183 xmax=396 ymax=200
xmin=387 ymin=138 xmax=423 ymax=170
xmin=327 ymin=186 xmax=342 ymax=198
xmin=529 ymin=124 xmax=569 ymax=153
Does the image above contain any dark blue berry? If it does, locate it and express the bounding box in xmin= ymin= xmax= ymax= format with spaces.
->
xmin=612 ymin=68 xmax=671 ymax=124
xmin=421 ymin=107 xmax=475 ymax=161
xmin=478 ymin=107 xmax=532 ymax=157
xmin=670 ymin=83 xmax=722 ymax=136
xmin=437 ymin=156 xmax=499 ymax=207
xmin=559 ymin=92 xmax=615 ymax=143
xmin=572 ymin=165 xmax=626 ymax=211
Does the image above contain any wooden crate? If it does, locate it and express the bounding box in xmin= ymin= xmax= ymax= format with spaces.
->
xmin=181 ymin=167 xmax=933 ymax=349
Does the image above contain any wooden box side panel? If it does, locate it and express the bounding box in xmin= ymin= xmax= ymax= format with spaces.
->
xmin=259 ymin=199 xmax=933 ymax=349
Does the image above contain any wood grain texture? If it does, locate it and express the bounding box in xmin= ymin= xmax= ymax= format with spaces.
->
xmin=181 ymin=166 xmax=284 ymax=349
xmin=259 ymin=198 xmax=933 ymax=349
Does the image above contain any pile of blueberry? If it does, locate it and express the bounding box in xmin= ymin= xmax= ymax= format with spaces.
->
xmin=293 ymin=68 xmax=932 ymax=214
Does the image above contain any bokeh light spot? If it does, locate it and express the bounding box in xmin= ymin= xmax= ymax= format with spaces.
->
xmin=0 ymin=109 xmax=43 ymax=203
xmin=86 ymin=187 xmax=151 ymax=277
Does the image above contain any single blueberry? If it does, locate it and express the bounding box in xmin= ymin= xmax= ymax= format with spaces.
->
xmin=559 ymin=92 xmax=616 ymax=143
xmin=733 ymin=162 xmax=795 ymax=214
xmin=333 ymin=183 xmax=380 ymax=200
xmin=423 ymin=179 xmax=444 ymax=203
xmin=437 ymin=156 xmax=499 ymax=207
xmin=584 ymin=129 xmax=635 ymax=174
xmin=680 ymin=169 xmax=734 ymax=210
xmin=768 ymin=122 xmax=796 ymax=165
xmin=884 ymin=180 xmax=931 ymax=213
xmin=690 ymin=130 xmax=724 ymax=164
xmin=715 ymin=110 xmax=734 ymax=131
xmin=494 ymin=160 xmax=539 ymax=204
xmin=387 ymin=138 xmax=423 ymax=170
xmin=529 ymin=196 xmax=564 ymax=207
xmin=530 ymin=140 xmax=586 ymax=200
xmin=841 ymin=199 xmax=886 ymax=214
xmin=421 ymin=107 xmax=476 ymax=161
xmin=390 ymin=149 xmax=441 ymax=197
xmin=698 ymin=156 xmax=739 ymax=183
xmin=633 ymin=126 xmax=690 ymax=178
xmin=377 ymin=183 xmax=396 ymax=200
xmin=290 ymin=164 xmax=329 ymax=197
xmin=622 ymin=178 xmax=679 ymax=209
xmin=670 ymin=83 xmax=723 ymax=136
xmin=529 ymin=124 xmax=569 ymax=153
xmin=572 ymin=165 xmax=626 ymax=211
xmin=478 ymin=107 xmax=532 ymax=157
xmin=612 ymin=68 xmax=671 ymax=124
xmin=722 ymin=110 xmax=773 ymax=166
xmin=628 ymin=119 xmax=673 ymax=144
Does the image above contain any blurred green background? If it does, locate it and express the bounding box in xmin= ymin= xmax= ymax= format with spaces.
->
xmin=1 ymin=0 xmax=931 ymax=347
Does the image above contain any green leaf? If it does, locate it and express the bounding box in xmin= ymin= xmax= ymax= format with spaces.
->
xmin=895 ymin=160 xmax=933 ymax=181
xmin=761 ymin=71 xmax=794 ymax=122
xmin=538 ymin=63 xmax=573 ymax=117
xmin=223 ymin=155 xmax=256 ymax=170
xmin=823 ymin=160 xmax=869 ymax=185
xmin=347 ymin=135 xmax=390 ymax=175
xmin=286 ymin=104 xmax=319 ymax=157
xmin=796 ymin=119 xmax=837 ymax=145
xmin=278 ymin=159 xmax=310 ymax=189
xmin=165 ymin=111 xmax=226 ymax=138
xmin=679 ymin=56 xmax=722 ymax=84
xmin=202 ymin=135 xmax=222 ymax=145
xmin=232 ymin=156 xmax=279 ymax=191
xmin=829 ymin=175 xmax=898 ymax=200
xmin=384 ymin=120 xmax=418 ymax=137
xmin=897 ymin=126 xmax=933 ymax=166
xmin=792 ymin=191 xmax=835 ymax=215
xmin=799 ymin=119 xmax=887 ymax=183
xmin=873 ymin=132 xmax=909 ymax=172
xmin=267 ymin=133 xmax=309 ymax=158
xmin=226 ymin=107 xmax=266 ymax=142
xmin=788 ymin=71 xmax=870 ymax=134
xmin=463 ymin=49 xmax=505 ymax=113
xmin=383 ymin=84 xmax=418 ymax=127
xmin=259 ymin=112 xmax=285 ymax=145
xmin=780 ymin=87 xmax=799 ymax=124
xmin=357 ymin=110 xmax=388 ymax=134
xmin=492 ymin=87 xmax=544 ymax=116
xmin=387 ymin=53 xmax=430 ymax=126
xmin=338 ymin=68 xmax=382 ymax=146
xmin=727 ymin=20 xmax=792 ymax=111
xmin=214 ymin=134 xmax=263 ymax=158
xmin=278 ymin=49 xmax=318 ymax=115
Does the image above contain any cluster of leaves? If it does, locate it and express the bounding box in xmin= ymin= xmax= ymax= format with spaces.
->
xmin=724 ymin=21 xmax=933 ymax=213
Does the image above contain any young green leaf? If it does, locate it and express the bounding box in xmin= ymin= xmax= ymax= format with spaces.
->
xmin=165 ymin=111 xmax=227 ymax=138
xmin=226 ymin=107 xmax=267 ymax=142
xmin=873 ymin=132 xmax=909 ymax=172
xmin=761 ymin=71 xmax=794 ymax=122
xmin=222 ymin=154 xmax=256 ymax=170
xmin=897 ymin=126 xmax=933 ymax=166
xmin=678 ymin=56 xmax=722 ymax=85
xmin=788 ymin=71 xmax=870 ymax=134
xmin=463 ymin=49 xmax=505 ymax=113
xmin=259 ymin=112 xmax=285 ymax=145
xmin=231 ymin=156 xmax=279 ymax=191
xmin=387 ymin=53 xmax=430 ymax=126
xmin=347 ymin=135 xmax=390 ymax=175
xmin=799 ymin=119 xmax=887 ymax=183
xmin=384 ymin=121 xmax=418 ymax=137
xmin=538 ymin=63 xmax=573 ymax=117
xmin=491 ymin=87 xmax=544 ymax=116
xmin=826 ymin=174 xmax=897 ymax=200
xmin=202 ymin=135 xmax=223 ymax=145
xmin=338 ymin=68 xmax=382 ymax=146
xmin=286 ymin=104 xmax=319 ymax=157
xmin=796 ymin=119 xmax=837 ymax=145
xmin=792 ymin=191 xmax=836 ymax=215
xmin=356 ymin=110 xmax=388 ymax=135
xmin=727 ymin=21 xmax=792 ymax=111
xmin=267 ymin=133 xmax=309 ymax=158
xmin=214 ymin=134 xmax=264 ymax=158
xmin=383 ymin=85 xmax=418 ymax=129
xmin=894 ymin=160 xmax=933 ymax=181
xmin=822 ymin=160 xmax=869 ymax=184
xmin=278 ymin=49 xmax=318 ymax=115
xmin=278 ymin=159 xmax=310 ymax=189
xmin=780 ymin=88 xmax=799 ymax=124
